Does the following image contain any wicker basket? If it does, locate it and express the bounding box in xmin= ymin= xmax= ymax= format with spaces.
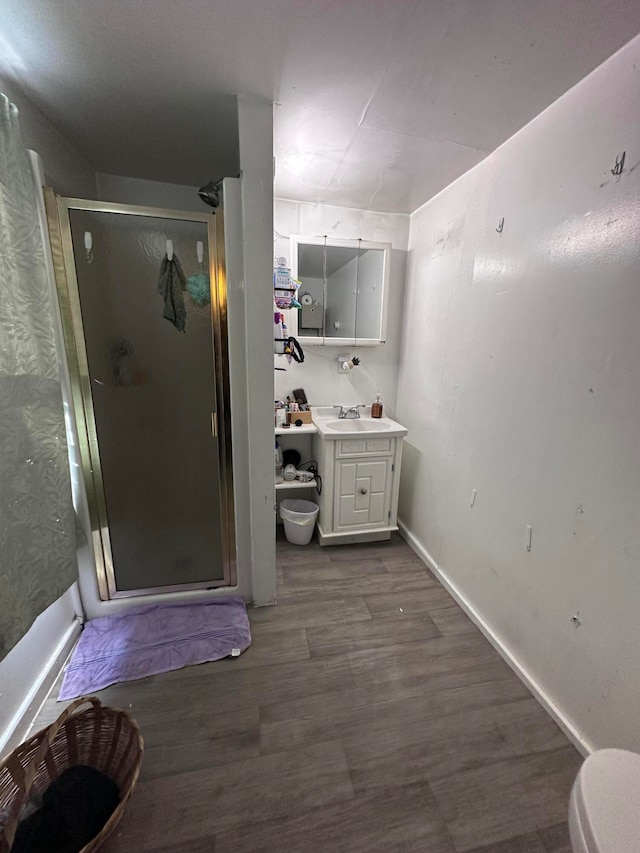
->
xmin=0 ymin=697 xmax=143 ymax=853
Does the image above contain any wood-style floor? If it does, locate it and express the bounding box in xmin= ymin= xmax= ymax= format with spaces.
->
xmin=33 ymin=530 xmax=581 ymax=852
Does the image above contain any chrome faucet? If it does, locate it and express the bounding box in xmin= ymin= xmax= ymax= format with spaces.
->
xmin=333 ymin=404 xmax=366 ymax=419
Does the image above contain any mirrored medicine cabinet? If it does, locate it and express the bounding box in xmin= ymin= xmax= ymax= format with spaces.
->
xmin=288 ymin=235 xmax=390 ymax=346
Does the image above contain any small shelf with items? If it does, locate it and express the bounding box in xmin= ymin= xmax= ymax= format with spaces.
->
xmin=275 ymin=423 xmax=317 ymax=436
xmin=275 ymin=479 xmax=317 ymax=491
xmin=275 ymin=419 xmax=319 ymax=495
xmin=275 ymin=390 xmax=320 ymax=516
xmin=274 ymin=256 xmax=301 ymax=309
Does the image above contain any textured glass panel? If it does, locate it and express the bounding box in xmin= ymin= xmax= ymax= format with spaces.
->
xmin=297 ymin=242 xmax=386 ymax=341
xmin=324 ymin=246 xmax=358 ymax=339
xmin=69 ymin=210 xmax=223 ymax=590
xmin=355 ymin=249 xmax=384 ymax=339
xmin=297 ymin=243 xmax=325 ymax=338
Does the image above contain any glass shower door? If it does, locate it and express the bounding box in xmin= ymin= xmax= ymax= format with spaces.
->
xmin=50 ymin=198 xmax=234 ymax=597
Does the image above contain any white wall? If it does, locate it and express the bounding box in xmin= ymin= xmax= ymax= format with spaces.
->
xmin=397 ymin=34 xmax=640 ymax=752
xmin=97 ymin=173 xmax=204 ymax=212
xmin=274 ymin=199 xmax=409 ymax=417
xmin=0 ymin=74 xmax=96 ymax=197
xmin=238 ymin=97 xmax=276 ymax=605
xmin=0 ymin=587 xmax=81 ymax=755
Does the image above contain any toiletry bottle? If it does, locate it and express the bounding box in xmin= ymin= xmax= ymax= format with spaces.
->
xmin=372 ymin=393 xmax=383 ymax=418
xmin=274 ymin=312 xmax=285 ymax=354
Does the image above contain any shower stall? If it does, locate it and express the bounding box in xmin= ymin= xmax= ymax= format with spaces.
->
xmin=44 ymin=192 xmax=235 ymax=599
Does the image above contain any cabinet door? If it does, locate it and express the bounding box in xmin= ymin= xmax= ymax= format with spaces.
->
xmin=334 ymin=457 xmax=392 ymax=529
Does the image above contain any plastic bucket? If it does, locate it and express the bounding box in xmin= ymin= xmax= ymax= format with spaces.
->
xmin=279 ymin=499 xmax=319 ymax=545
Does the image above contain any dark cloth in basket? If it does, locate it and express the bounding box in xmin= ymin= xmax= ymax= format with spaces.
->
xmin=11 ymin=765 xmax=119 ymax=853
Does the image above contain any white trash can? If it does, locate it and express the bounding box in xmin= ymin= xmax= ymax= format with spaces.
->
xmin=279 ymin=499 xmax=319 ymax=545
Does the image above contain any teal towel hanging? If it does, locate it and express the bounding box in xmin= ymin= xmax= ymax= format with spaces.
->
xmin=186 ymin=272 xmax=211 ymax=306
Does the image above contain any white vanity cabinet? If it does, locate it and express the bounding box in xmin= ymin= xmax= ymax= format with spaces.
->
xmin=313 ymin=432 xmax=405 ymax=545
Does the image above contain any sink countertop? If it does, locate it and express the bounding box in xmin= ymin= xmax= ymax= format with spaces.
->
xmin=312 ymin=406 xmax=408 ymax=439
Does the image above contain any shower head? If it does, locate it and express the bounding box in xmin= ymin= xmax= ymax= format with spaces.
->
xmin=198 ymin=180 xmax=222 ymax=209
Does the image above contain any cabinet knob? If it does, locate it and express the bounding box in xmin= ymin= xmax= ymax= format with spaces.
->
xmin=360 ymin=488 xmax=368 ymax=495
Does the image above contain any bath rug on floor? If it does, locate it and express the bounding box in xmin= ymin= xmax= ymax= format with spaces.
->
xmin=59 ymin=597 xmax=251 ymax=700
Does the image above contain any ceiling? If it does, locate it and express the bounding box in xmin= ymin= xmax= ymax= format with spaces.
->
xmin=1 ymin=1 xmax=640 ymax=214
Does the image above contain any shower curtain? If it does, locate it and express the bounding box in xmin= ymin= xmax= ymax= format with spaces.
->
xmin=0 ymin=94 xmax=76 ymax=659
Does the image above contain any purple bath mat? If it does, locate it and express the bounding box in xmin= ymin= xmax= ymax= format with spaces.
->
xmin=59 ymin=597 xmax=251 ymax=700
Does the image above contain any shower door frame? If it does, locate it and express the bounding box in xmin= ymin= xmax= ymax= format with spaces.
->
xmin=44 ymin=190 xmax=237 ymax=599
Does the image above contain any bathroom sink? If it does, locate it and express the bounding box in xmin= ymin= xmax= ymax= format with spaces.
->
xmin=323 ymin=419 xmax=392 ymax=432
xmin=312 ymin=408 xmax=408 ymax=440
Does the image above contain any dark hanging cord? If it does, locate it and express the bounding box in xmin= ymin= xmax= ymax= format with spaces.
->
xmin=285 ymin=336 xmax=305 ymax=363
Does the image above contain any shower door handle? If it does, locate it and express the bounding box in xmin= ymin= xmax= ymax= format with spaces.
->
xmin=211 ymin=411 xmax=218 ymax=438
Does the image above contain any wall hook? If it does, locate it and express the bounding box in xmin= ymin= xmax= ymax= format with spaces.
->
xmin=196 ymin=240 xmax=204 ymax=265
xmin=166 ymin=239 xmax=174 ymax=261
xmin=496 ymin=217 xmax=504 ymax=234
xmin=611 ymin=151 xmax=625 ymax=177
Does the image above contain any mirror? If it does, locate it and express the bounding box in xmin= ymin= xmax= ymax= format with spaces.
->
xmin=289 ymin=235 xmax=390 ymax=345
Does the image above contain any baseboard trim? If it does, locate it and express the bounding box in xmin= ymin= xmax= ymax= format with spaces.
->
xmin=0 ymin=618 xmax=82 ymax=758
xmin=316 ymin=523 xmax=396 ymax=546
xmin=397 ymin=521 xmax=593 ymax=757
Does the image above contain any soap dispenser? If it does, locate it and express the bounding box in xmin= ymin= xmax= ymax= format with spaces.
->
xmin=371 ymin=393 xmax=383 ymax=418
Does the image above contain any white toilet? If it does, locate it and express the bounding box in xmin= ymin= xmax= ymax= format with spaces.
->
xmin=569 ymin=748 xmax=640 ymax=852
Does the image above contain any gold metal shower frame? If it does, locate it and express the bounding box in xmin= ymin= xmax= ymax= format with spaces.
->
xmin=44 ymin=190 xmax=236 ymax=599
